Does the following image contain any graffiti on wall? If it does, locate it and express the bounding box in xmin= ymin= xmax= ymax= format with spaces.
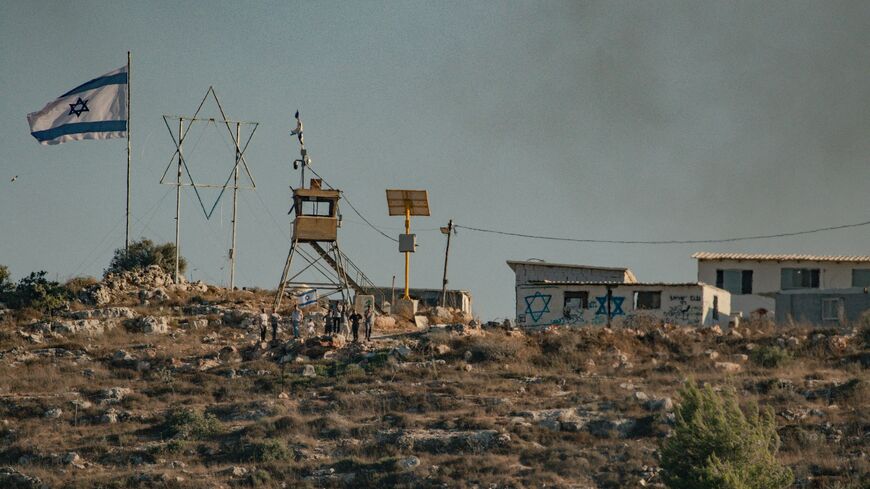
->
xmin=523 ymin=291 xmax=552 ymax=322
xmin=663 ymin=294 xmax=702 ymax=323
xmin=595 ymin=296 xmax=625 ymax=317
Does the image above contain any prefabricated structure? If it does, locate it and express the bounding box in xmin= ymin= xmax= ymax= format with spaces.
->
xmin=508 ymin=260 xmax=637 ymax=287
xmin=775 ymin=287 xmax=870 ymax=326
xmin=693 ymin=252 xmax=870 ymax=318
xmin=367 ymin=287 xmax=473 ymax=316
xmin=514 ymin=281 xmax=730 ymax=328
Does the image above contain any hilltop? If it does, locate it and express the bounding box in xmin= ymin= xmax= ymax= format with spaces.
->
xmin=0 ymin=266 xmax=867 ymax=488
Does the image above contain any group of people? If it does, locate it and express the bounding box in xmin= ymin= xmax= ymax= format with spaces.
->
xmin=260 ymin=301 xmax=376 ymax=343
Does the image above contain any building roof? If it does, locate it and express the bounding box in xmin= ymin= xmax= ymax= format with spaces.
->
xmin=507 ymin=260 xmax=631 ymax=272
xmin=527 ymin=280 xmax=722 ymax=289
xmin=692 ymin=252 xmax=870 ymax=263
xmin=776 ymin=287 xmax=870 ymax=295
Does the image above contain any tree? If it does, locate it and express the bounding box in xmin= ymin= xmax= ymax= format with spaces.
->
xmin=660 ymin=380 xmax=793 ymax=489
xmin=106 ymin=239 xmax=186 ymax=276
xmin=8 ymin=271 xmax=70 ymax=313
xmin=0 ymin=265 xmax=13 ymax=305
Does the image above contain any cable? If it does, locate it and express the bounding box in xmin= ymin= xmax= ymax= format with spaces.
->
xmin=455 ymin=218 xmax=870 ymax=245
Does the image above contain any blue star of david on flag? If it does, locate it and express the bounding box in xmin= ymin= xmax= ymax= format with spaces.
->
xmin=68 ymin=97 xmax=90 ymax=117
xmin=524 ymin=291 xmax=551 ymax=322
xmin=595 ymin=296 xmax=625 ymax=316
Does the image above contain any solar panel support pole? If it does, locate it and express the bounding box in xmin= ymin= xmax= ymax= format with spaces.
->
xmin=174 ymin=118 xmax=183 ymax=284
xmin=404 ymin=206 xmax=411 ymax=300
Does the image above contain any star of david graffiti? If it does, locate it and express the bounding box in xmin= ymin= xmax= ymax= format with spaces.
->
xmin=524 ymin=292 xmax=551 ymax=322
xmin=68 ymin=97 xmax=89 ymax=117
xmin=595 ymin=296 xmax=625 ymax=316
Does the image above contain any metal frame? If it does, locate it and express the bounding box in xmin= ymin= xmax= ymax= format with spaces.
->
xmin=160 ymin=86 xmax=258 ymax=288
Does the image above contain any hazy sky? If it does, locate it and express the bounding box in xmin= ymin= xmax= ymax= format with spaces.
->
xmin=2 ymin=1 xmax=869 ymax=319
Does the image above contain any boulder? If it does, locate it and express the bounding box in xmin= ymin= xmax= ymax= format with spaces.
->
xmin=302 ymin=365 xmax=317 ymax=377
xmin=0 ymin=466 xmax=48 ymax=489
xmin=98 ymin=387 xmax=132 ymax=405
xmin=714 ymin=362 xmax=742 ymax=373
xmin=44 ymin=408 xmax=63 ymax=419
xmin=128 ymin=316 xmax=169 ymax=334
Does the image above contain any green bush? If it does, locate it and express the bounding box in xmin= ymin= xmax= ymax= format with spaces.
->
xmin=244 ymin=439 xmax=291 ymax=462
xmin=163 ymin=407 xmax=222 ymax=440
xmin=750 ymin=346 xmax=792 ymax=368
xmin=6 ymin=271 xmax=70 ymax=313
xmin=660 ymin=380 xmax=793 ymax=489
xmin=106 ymin=238 xmax=186 ymax=276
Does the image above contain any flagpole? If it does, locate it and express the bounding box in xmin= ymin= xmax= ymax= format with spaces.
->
xmin=125 ymin=50 xmax=132 ymax=251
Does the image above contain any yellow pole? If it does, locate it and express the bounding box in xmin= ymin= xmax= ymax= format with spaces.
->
xmin=404 ymin=205 xmax=411 ymax=299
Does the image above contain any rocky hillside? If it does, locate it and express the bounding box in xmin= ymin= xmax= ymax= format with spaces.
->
xmin=0 ymin=267 xmax=866 ymax=488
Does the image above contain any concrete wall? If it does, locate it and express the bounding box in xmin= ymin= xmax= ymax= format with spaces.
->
xmin=368 ymin=287 xmax=472 ymax=314
xmin=697 ymin=259 xmax=870 ymax=317
xmin=511 ymin=263 xmax=633 ymax=287
xmin=515 ymin=283 xmax=729 ymax=328
xmin=775 ymin=288 xmax=870 ymax=325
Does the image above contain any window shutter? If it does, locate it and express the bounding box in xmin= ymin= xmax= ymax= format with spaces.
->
xmin=716 ymin=270 xmax=723 ymax=288
xmin=811 ymin=269 xmax=820 ymax=288
xmin=742 ymin=270 xmax=753 ymax=294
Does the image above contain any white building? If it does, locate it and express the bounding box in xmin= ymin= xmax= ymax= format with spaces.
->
xmin=693 ymin=252 xmax=870 ymax=318
xmin=508 ymin=260 xmax=730 ymax=327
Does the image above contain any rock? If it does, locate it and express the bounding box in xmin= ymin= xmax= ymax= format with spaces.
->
xmin=302 ymin=365 xmax=316 ymax=377
xmin=434 ymin=344 xmax=451 ymax=355
xmin=278 ymin=392 xmax=289 ymax=399
xmin=81 ymin=283 xmax=112 ymax=306
xmin=0 ymin=466 xmax=47 ymax=489
xmin=152 ymin=288 xmax=170 ymax=301
xmin=463 ymin=363 xmax=473 ymax=372
xmin=113 ymin=350 xmax=135 ymax=362
xmin=69 ymin=307 xmax=135 ymax=320
xmin=222 ymin=466 xmax=248 ymax=477
xmin=646 ymin=397 xmax=674 ymax=412
xmin=391 ymin=346 xmax=412 ymax=360
xmin=129 ymin=316 xmax=169 ymax=334
xmin=98 ymin=387 xmax=132 ymax=405
xmin=708 ymin=325 xmax=723 ymax=336
xmin=633 ymin=391 xmax=649 ymax=402
xmin=101 ymin=409 xmax=119 ymax=424
xmin=714 ymin=362 xmax=742 ymax=373
xmin=704 ymin=350 xmax=719 ymax=360
xmin=463 ymin=350 xmax=473 ymax=361
xmin=63 ymin=452 xmax=82 ymax=465
xmin=44 ymin=408 xmax=63 ymax=419
xmin=398 ymin=456 xmax=421 ymax=472
xmin=732 ymin=354 xmax=749 ymax=363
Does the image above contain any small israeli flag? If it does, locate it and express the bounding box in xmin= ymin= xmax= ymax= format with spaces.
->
xmin=27 ymin=66 xmax=128 ymax=145
xmin=296 ymin=288 xmax=317 ymax=307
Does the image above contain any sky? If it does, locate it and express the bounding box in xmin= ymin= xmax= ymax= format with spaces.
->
xmin=1 ymin=1 xmax=869 ymax=320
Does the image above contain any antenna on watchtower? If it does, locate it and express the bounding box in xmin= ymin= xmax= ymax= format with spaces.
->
xmin=289 ymin=110 xmax=309 ymax=189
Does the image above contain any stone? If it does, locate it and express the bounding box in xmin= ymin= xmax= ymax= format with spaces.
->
xmin=113 ymin=350 xmax=135 ymax=362
xmin=62 ymin=452 xmax=81 ymax=465
xmin=463 ymin=350 xmax=473 ymax=361
xmin=129 ymin=316 xmax=169 ymax=334
xmin=398 ymin=456 xmax=421 ymax=471
xmin=391 ymin=346 xmax=412 ymax=360
xmin=101 ymin=409 xmax=119 ymax=424
xmin=0 ymin=466 xmax=47 ymax=489
xmin=463 ymin=363 xmax=473 ymax=372
xmin=44 ymin=408 xmax=63 ymax=419
xmin=646 ymin=397 xmax=674 ymax=412
xmin=434 ymin=344 xmax=451 ymax=355
xmin=633 ymin=391 xmax=649 ymax=402
xmin=302 ymin=365 xmax=316 ymax=377
xmin=704 ymin=350 xmax=719 ymax=360
xmin=99 ymin=387 xmax=132 ymax=405
xmin=708 ymin=325 xmax=723 ymax=336
xmin=714 ymin=362 xmax=742 ymax=373
xmin=223 ymin=466 xmax=248 ymax=477
xmin=732 ymin=354 xmax=749 ymax=362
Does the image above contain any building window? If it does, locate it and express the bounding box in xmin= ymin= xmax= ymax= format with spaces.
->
xmin=852 ymin=269 xmax=870 ymax=287
xmin=781 ymin=268 xmax=820 ymax=290
xmin=821 ymin=298 xmax=843 ymax=322
xmin=563 ymin=291 xmax=588 ymax=320
xmin=634 ymin=291 xmax=661 ymax=310
xmin=715 ymin=269 xmax=753 ymax=294
xmin=712 ymin=296 xmax=719 ymax=320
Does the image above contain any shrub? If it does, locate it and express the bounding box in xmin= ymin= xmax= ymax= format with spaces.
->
xmin=6 ymin=271 xmax=70 ymax=313
xmin=244 ymin=439 xmax=291 ymax=462
xmin=0 ymin=265 xmax=12 ymax=298
xmin=106 ymin=238 xmax=186 ymax=276
xmin=660 ymin=380 xmax=793 ymax=489
xmin=163 ymin=407 xmax=222 ymax=440
xmin=750 ymin=346 xmax=792 ymax=368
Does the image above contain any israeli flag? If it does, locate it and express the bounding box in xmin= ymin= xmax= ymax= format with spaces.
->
xmin=27 ymin=66 xmax=127 ymax=145
xmin=296 ymin=289 xmax=318 ymax=307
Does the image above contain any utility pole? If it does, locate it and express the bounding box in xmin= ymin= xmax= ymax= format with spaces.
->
xmin=174 ymin=118 xmax=183 ymax=284
xmin=440 ymin=219 xmax=454 ymax=307
xmin=229 ymin=122 xmax=240 ymax=290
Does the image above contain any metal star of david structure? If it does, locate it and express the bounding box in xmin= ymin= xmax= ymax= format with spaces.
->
xmin=68 ymin=97 xmax=89 ymax=117
xmin=524 ymin=291 xmax=552 ymax=322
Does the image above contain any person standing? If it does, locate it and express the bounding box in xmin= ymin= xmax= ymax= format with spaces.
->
xmin=329 ymin=303 xmax=341 ymax=336
xmin=325 ymin=310 xmax=333 ymax=336
xmin=349 ymin=308 xmax=362 ymax=343
xmin=270 ymin=311 xmax=281 ymax=341
xmin=364 ymin=305 xmax=375 ymax=342
xmin=258 ymin=308 xmax=268 ymax=342
xmin=339 ymin=303 xmax=349 ymax=338
xmin=290 ymin=305 xmax=303 ymax=339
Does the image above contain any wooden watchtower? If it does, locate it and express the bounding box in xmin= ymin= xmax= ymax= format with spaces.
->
xmin=274 ymin=178 xmax=375 ymax=310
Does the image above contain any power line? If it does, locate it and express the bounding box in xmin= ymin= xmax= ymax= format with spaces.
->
xmin=455 ymin=218 xmax=870 ymax=245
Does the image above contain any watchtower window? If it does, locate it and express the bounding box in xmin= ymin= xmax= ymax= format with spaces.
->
xmin=300 ymin=199 xmax=334 ymax=217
